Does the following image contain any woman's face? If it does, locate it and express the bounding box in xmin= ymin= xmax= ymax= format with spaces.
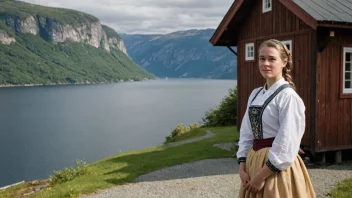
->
xmin=258 ymin=46 xmax=287 ymax=81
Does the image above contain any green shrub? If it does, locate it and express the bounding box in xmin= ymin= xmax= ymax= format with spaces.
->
xmin=189 ymin=123 xmax=201 ymax=130
xmin=164 ymin=123 xmax=201 ymax=143
xmin=202 ymin=87 xmax=237 ymax=127
xmin=50 ymin=160 xmax=90 ymax=185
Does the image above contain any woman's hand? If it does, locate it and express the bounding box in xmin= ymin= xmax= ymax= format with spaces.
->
xmin=239 ymin=163 xmax=250 ymax=187
xmin=245 ymin=174 xmax=266 ymax=194
xmin=239 ymin=169 xmax=250 ymax=187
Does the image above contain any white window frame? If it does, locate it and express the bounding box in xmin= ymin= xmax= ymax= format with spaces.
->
xmin=245 ymin=43 xmax=255 ymax=61
xmin=343 ymin=47 xmax=352 ymax=94
xmin=281 ymin=40 xmax=292 ymax=54
xmin=262 ymin=0 xmax=272 ymax=13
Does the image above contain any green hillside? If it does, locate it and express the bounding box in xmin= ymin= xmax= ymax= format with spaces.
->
xmin=0 ymin=34 xmax=155 ymax=85
xmin=0 ymin=0 xmax=155 ymax=85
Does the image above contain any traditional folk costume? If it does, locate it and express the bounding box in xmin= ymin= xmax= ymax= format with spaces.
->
xmin=237 ymin=78 xmax=316 ymax=198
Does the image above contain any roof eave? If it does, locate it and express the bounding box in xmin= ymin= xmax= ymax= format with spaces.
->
xmin=209 ymin=0 xmax=244 ymax=46
xmin=317 ymin=21 xmax=352 ymax=29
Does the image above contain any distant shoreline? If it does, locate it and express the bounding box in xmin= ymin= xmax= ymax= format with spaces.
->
xmin=0 ymin=79 xmax=151 ymax=88
xmin=0 ymin=82 xmax=107 ymax=88
xmin=0 ymin=78 xmax=236 ymax=88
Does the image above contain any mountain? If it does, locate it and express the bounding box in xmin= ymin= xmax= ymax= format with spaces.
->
xmin=120 ymin=29 xmax=237 ymax=79
xmin=0 ymin=0 xmax=155 ymax=85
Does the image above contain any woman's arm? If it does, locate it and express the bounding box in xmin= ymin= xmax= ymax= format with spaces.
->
xmin=236 ymin=110 xmax=254 ymax=164
xmin=266 ymin=90 xmax=305 ymax=172
xmin=236 ymin=88 xmax=259 ymax=164
xmin=237 ymin=89 xmax=258 ymax=187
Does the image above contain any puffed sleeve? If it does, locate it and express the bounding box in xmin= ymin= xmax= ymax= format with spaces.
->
xmin=236 ymin=89 xmax=259 ymax=164
xmin=266 ymin=91 xmax=305 ymax=172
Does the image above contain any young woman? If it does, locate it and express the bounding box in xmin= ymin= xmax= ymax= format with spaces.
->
xmin=237 ymin=39 xmax=316 ymax=197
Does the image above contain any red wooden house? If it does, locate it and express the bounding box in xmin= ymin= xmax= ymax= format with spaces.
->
xmin=210 ymin=0 xmax=352 ymax=162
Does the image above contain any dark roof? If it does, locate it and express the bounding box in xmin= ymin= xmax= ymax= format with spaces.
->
xmin=293 ymin=0 xmax=352 ymax=23
xmin=210 ymin=0 xmax=352 ymax=46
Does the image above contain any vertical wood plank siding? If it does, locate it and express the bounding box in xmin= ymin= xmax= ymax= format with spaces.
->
xmin=316 ymin=30 xmax=352 ymax=152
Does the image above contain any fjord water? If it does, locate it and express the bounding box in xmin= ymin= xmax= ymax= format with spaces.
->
xmin=0 ymin=79 xmax=236 ymax=187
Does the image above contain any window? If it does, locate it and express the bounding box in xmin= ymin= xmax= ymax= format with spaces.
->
xmin=343 ymin=47 xmax=352 ymax=94
xmin=263 ymin=0 xmax=272 ymax=13
xmin=245 ymin=43 xmax=254 ymax=61
xmin=281 ymin=40 xmax=292 ymax=53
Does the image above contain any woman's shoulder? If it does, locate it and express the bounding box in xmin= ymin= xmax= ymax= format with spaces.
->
xmin=249 ymin=87 xmax=264 ymax=97
xmin=277 ymin=87 xmax=305 ymax=106
xmin=279 ymin=86 xmax=301 ymax=97
xmin=246 ymin=87 xmax=264 ymax=103
xmin=251 ymin=87 xmax=264 ymax=94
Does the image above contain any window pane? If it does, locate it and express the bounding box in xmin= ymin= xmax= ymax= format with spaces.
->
xmin=346 ymin=63 xmax=351 ymax=71
xmin=346 ymin=52 xmax=351 ymax=62
xmin=346 ymin=72 xmax=351 ymax=80
xmin=346 ymin=81 xmax=351 ymax=88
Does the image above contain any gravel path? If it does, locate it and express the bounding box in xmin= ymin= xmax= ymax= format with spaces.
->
xmin=81 ymin=158 xmax=352 ymax=198
xmin=81 ymin=159 xmax=239 ymax=198
xmin=81 ymin=131 xmax=352 ymax=198
xmin=166 ymin=129 xmax=214 ymax=147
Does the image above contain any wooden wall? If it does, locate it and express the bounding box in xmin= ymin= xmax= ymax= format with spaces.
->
xmin=236 ymin=0 xmax=314 ymax=148
xmin=316 ymin=29 xmax=352 ymax=152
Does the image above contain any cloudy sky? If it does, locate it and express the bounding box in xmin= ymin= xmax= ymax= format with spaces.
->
xmin=22 ymin=0 xmax=234 ymax=35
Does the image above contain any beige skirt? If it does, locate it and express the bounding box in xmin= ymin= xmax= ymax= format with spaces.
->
xmin=238 ymin=147 xmax=316 ymax=198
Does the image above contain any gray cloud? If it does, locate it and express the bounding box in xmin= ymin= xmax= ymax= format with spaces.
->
xmin=21 ymin=0 xmax=233 ymax=34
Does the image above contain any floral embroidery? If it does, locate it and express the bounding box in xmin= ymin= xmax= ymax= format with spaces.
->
xmin=249 ymin=106 xmax=262 ymax=139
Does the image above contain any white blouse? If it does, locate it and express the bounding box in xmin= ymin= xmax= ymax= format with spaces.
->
xmin=236 ymin=78 xmax=306 ymax=171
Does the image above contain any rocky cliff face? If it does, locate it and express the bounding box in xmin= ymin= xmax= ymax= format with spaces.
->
xmin=0 ymin=29 xmax=15 ymax=45
xmin=1 ymin=15 xmax=127 ymax=55
xmin=108 ymin=37 xmax=128 ymax=55
xmin=101 ymin=24 xmax=128 ymax=55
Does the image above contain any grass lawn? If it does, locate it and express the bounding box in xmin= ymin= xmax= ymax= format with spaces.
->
xmin=0 ymin=126 xmax=238 ymax=198
xmin=329 ymin=177 xmax=352 ymax=198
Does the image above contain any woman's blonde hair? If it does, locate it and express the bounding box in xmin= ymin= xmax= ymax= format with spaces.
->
xmin=259 ymin=39 xmax=296 ymax=91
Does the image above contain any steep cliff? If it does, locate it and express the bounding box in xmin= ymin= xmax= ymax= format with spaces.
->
xmin=0 ymin=0 xmax=155 ymax=85
xmin=0 ymin=0 xmax=128 ymax=56
xmin=102 ymin=25 xmax=128 ymax=55
xmin=121 ymin=29 xmax=237 ymax=79
xmin=0 ymin=21 xmax=15 ymax=44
